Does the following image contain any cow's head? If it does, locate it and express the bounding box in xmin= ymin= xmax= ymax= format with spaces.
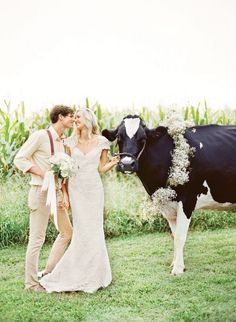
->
xmin=102 ymin=115 xmax=167 ymax=174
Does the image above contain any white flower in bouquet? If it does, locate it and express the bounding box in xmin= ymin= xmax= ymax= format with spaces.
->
xmin=49 ymin=152 xmax=77 ymax=181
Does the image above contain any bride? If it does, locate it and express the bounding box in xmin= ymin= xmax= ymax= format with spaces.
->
xmin=40 ymin=108 xmax=120 ymax=293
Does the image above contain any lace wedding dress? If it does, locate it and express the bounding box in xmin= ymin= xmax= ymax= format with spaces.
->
xmin=40 ymin=135 xmax=112 ymax=293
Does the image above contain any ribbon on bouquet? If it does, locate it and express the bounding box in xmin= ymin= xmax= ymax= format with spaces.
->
xmin=41 ymin=171 xmax=59 ymax=230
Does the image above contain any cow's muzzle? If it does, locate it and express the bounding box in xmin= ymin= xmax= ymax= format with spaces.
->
xmin=114 ymin=152 xmax=138 ymax=174
xmin=114 ymin=142 xmax=146 ymax=174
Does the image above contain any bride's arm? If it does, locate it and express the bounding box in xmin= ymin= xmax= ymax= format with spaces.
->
xmin=99 ymin=149 xmax=120 ymax=174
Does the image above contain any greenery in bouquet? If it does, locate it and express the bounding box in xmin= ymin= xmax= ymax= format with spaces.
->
xmin=49 ymin=152 xmax=77 ymax=181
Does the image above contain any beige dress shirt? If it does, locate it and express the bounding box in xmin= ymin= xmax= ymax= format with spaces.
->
xmin=14 ymin=126 xmax=65 ymax=186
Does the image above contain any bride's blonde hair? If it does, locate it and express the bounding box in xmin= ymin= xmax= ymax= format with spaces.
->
xmin=72 ymin=108 xmax=100 ymax=143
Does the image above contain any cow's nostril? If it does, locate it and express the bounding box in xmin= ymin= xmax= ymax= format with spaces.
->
xmin=130 ymin=160 xmax=136 ymax=167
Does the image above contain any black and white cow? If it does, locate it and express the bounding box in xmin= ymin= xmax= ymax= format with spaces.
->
xmin=102 ymin=115 xmax=236 ymax=275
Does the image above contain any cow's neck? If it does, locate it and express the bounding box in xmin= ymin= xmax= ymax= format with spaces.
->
xmin=137 ymin=134 xmax=174 ymax=196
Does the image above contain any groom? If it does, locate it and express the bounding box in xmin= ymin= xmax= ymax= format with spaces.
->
xmin=14 ymin=105 xmax=74 ymax=292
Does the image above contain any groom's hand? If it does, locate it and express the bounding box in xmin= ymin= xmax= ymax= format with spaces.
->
xmin=28 ymin=166 xmax=45 ymax=178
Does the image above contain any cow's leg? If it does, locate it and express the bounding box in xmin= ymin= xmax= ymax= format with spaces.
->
xmin=161 ymin=203 xmax=178 ymax=237
xmin=171 ymin=202 xmax=191 ymax=275
xmin=161 ymin=207 xmax=178 ymax=267
xmin=165 ymin=217 xmax=177 ymax=267
xmin=167 ymin=217 xmax=176 ymax=236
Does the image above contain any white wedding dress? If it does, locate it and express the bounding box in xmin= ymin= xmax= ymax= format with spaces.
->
xmin=40 ymin=135 xmax=112 ymax=293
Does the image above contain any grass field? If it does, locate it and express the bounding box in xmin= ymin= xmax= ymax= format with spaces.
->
xmin=0 ymin=229 xmax=235 ymax=322
xmin=1 ymin=174 xmax=236 ymax=247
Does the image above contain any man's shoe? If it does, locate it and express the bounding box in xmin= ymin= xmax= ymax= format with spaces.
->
xmin=26 ymin=284 xmax=46 ymax=293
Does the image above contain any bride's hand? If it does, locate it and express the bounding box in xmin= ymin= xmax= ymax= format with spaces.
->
xmin=110 ymin=155 xmax=120 ymax=166
xmin=61 ymin=192 xmax=70 ymax=210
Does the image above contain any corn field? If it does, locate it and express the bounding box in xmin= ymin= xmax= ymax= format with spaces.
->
xmin=1 ymin=99 xmax=236 ymax=178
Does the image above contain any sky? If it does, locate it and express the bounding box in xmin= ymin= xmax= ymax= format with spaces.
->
xmin=0 ymin=0 xmax=236 ymax=113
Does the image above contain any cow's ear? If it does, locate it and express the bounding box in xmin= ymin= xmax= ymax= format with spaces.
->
xmin=146 ymin=126 xmax=167 ymax=139
xmin=102 ymin=128 xmax=118 ymax=142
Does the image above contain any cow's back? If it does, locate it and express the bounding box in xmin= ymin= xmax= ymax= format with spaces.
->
xmin=185 ymin=125 xmax=236 ymax=203
xmin=186 ymin=125 xmax=236 ymax=168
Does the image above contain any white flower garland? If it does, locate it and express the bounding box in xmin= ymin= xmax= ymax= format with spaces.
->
xmin=141 ymin=111 xmax=195 ymax=220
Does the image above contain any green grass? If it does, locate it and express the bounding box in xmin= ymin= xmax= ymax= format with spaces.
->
xmin=0 ymin=229 xmax=235 ymax=322
xmin=1 ymin=174 xmax=236 ymax=247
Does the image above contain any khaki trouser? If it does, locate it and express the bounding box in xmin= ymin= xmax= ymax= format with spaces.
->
xmin=25 ymin=185 xmax=73 ymax=289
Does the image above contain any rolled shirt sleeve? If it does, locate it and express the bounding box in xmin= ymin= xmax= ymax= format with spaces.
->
xmin=14 ymin=128 xmax=66 ymax=186
xmin=14 ymin=131 xmax=42 ymax=173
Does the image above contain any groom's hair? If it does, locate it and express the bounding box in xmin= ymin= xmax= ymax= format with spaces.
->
xmin=50 ymin=105 xmax=74 ymax=123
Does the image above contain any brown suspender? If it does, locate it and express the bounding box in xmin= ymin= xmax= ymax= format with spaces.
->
xmin=46 ymin=129 xmax=55 ymax=156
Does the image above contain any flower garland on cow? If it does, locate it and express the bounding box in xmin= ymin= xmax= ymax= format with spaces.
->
xmin=141 ymin=111 xmax=196 ymax=221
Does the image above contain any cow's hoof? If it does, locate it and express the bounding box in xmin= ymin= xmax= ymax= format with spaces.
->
xmin=171 ymin=266 xmax=185 ymax=275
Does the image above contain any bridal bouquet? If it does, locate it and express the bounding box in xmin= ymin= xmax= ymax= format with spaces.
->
xmin=50 ymin=152 xmax=77 ymax=183
xmin=42 ymin=152 xmax=77 ymax=229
